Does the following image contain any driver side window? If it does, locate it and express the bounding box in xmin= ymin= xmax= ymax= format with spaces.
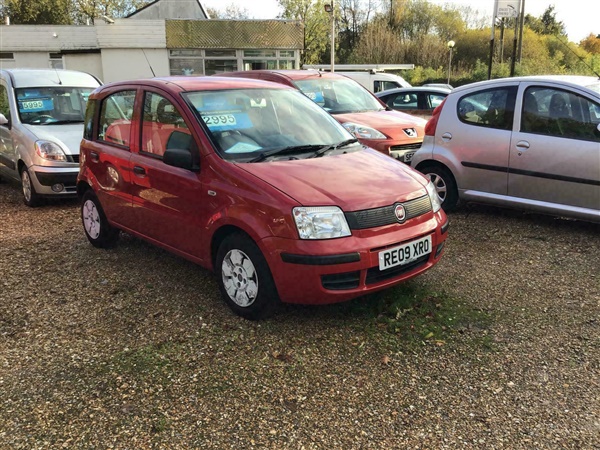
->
xmin=141 ymin=92 xmax=189 ymax=158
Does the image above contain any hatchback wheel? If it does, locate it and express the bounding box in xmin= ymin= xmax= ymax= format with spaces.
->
xmin=216 ymin=233 xmax=279 ymax=320
xmin=81 ymin=190 xmax=119 ymax=248
xmin=21 ymin=167 xmax=40 ymax=207
xmin=420 ymin=165 xmax=458 ymax=211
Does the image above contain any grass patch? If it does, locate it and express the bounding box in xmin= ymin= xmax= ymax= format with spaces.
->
xmin=343 ymin=281 xmax=494 ymax=349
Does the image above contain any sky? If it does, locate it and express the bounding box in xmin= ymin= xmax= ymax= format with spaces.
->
xmin=200 ymin=0 xmax=598 ymax=44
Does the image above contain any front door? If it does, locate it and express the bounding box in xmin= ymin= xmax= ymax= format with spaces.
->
xmin=0 ymin=82 xmax=16 ymax=178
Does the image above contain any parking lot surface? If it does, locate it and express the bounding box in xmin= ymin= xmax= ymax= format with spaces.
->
xmin=0 ymin=179 xmax=598 ymax=449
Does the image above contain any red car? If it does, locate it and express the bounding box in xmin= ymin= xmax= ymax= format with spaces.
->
xmin=219 ymin=70 xmax=427 ymax=164
xmin=77 ymin=76 xmax=448 ymax=319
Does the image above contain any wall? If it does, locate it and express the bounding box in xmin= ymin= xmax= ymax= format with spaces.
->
xmin=100 ymin=49 xmax=169 ymax=82
xmin=64 ymin=53 xmax=104 ymax=83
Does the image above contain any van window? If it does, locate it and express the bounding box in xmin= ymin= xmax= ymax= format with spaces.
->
xmin=0 ymin=85 xmax=10 ymax=122
xmin=15 ymin=86 xmax=94 ymax=125
xmin=374 ymin=80 xmax=401 ymax=93
xmin=98 ymin=90 xmax=136 ymax=148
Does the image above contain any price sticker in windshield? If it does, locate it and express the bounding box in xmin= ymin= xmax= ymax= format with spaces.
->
xmin=203 ymin=114 xmax=237 ymax=127
xmin=21 ymin=100 xmax=45 ymax=110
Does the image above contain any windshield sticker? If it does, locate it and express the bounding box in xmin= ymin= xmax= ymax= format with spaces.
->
xmin=201 ymin=112 xmax=252 ymax=132
xmin=224 ymin=142 xmax=262 ymax=153
xmin=305 ymin=91 xmax=324 ymax=103
xmin=18 ymin=98 xmax=54 ymax=113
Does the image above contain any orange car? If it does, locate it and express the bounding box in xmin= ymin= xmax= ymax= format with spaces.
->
xmin=219 ymin=70 xmax=427 ymax=164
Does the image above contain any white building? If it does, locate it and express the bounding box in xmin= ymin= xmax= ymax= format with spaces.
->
xmin=0 ymin=0 xmax=303 ymax=83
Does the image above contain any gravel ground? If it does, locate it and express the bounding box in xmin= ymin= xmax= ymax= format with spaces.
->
xmin=0 ymin=178 xmax=598 ymax=449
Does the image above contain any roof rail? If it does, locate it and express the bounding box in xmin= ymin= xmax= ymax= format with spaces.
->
xmin=302 ymin=64 xmax=414 ymax=73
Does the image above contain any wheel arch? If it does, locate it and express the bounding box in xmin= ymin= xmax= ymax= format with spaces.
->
xmin=211 ymin=225 xmax=254 ymax=271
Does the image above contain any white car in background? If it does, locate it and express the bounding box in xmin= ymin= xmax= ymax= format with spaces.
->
xmin=411 ymin=75 xmax=600 ymax=223
xmin=0 ymin=68 xmax=101 ymax=206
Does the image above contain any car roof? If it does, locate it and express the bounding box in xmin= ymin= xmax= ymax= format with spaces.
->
xmin=452 ymin=75 xmax=600 ymax=95
xmin=221 ymin=69 xmax=352 ymax=82
xmin=376 ymin=86 xmax=452 ymax=97
xmin=94 ymin=76 xmax=295 ymax=94
xmin=1 ymin=68 xmax=101 ymax=88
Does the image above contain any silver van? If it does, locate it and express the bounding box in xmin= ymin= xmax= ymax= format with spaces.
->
xmin=0 ymin=69 xmax=101 ymax=206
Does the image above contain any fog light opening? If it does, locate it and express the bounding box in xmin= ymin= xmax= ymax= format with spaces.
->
xmin=51 ymin=183 xmax=64 ymax=193
xmin=435 ymin=242 xmax=445 ymax=258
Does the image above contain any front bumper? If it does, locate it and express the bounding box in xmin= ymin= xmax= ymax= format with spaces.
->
xmin=260 ymin=211 xmax=448 ymax=305
xmin=361 ymin=139 xmax=422 ymax=163
xmin=31 ymin=165 xmax=79 ymax=196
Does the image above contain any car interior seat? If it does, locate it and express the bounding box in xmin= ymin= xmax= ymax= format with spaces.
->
xmin=522 ymin=92 xmax=540 ymax=133
xmin=548 ymin=93 xmax=571 ymax=135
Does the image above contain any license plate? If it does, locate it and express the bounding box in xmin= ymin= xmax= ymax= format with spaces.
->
xmin=378 ymin=235 xmax=432 ymax=271
xmin=403 ymin=151 xmax=415 ymax=163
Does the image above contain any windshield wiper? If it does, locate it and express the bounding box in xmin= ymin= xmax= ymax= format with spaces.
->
xmin=249 ymin=144 xmax=328 ymax=162
xmin=308 ymin=138 xmax=359 ymax=159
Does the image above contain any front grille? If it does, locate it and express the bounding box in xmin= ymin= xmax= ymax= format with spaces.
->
xmin=321 ymin=271 xmax=361 ymax=290
xmin=365 ymin=254 xmax=429 ymax=285
xmin=67 ymin=154 xmax=80 ymax=164
xmin=389 ymin=142 xmax=422 ymax=152
xmin=345 ymin=195 xmax=432 ymax=230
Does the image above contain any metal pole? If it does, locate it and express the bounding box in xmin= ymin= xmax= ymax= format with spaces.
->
xmin=447 ymin=47 xmax=453 ymax=85
xmin=331 ymin=0 xmax=335 ymax=72
xmin=488 ymin=0 xmax=498 ymax=80
xmin=518 ymin=0 xmax=525 ymax=62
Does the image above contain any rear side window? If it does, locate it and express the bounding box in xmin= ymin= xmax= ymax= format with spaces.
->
xmin=98 ymin=90 xmax=136 ymax=148
xmin=0 ymin=85 xmax=10 ymax=122
xmin=83 ymin=99 xmax=96 ymax=140
xmin=457 ymin=86 xmax=517 ymax=130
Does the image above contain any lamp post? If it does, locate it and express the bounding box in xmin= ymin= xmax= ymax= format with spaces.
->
xmin=324 ymin=1 xmax=334 ymax=72
xmin=447 ymin=40 xmax=455 ymax=85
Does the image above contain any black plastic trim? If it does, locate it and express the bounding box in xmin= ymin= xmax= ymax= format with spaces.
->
xmin=281 ymin=252 xmax=361 ymax=265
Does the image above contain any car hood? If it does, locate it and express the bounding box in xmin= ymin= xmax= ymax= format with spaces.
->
xmin=334 ymin=110 xmax=427 ymax=138
xmin=237 ymin=148 xmax=428 ymax=210
xmin=23 ymin=123 xmax=84 ymax=156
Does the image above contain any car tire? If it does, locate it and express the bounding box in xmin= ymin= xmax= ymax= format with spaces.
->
xmin=20 ymin=167 xmax=40 ymax=207
xmin=216 ymin=232 xmax=280 ymax=320
xmin=420 ymin=165 xmax=458 ymax=211
xmin=81 ymin=190 xmax=119 ymax=248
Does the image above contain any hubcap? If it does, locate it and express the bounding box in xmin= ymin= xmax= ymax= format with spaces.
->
xmin=21 ymin=170 xmax=32 ymax=202
xmin=221 ymin=249 xmax=258 ymax=307
xmin=427 ymin=173 xmax=447 ymax=202
xmin=82 ymin=199 xmax=101 ymax=239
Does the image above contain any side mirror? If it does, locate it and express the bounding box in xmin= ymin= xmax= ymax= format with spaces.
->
xmin=0 ymin=113 xmax=10 ymax=129
xmin=164 ymin=147 xmax=193 ymax=170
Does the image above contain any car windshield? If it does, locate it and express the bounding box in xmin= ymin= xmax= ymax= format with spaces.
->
xmin=294 ymin=77 xmax=385 ymax=114
xmin=183 ymin=88 xmax=358 ymax=162
xmin=16 ymin=86 xmax=94 ymax=125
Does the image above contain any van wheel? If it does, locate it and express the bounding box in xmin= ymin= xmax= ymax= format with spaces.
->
xmin=20 ymin=167 xmax=40 ymax=207
xmin=81 ymin=190 xmax=119 ymax=248
xmin=420 ymin=165 xmax=458 ymax=211
xmin=216 ymin=233 xmax=279 ymax=320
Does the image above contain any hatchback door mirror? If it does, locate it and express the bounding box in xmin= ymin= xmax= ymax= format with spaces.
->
xmin=0 ymin=113 xmax=10 ymax=129
xmin=164 ymin=147 xmax=193 ymax=170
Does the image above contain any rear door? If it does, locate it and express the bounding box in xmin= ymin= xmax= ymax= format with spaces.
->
xmin=129 ymin=88 xmax=207 ymax=260
xmin=508 ymin=83 xmax=600 ymax=210
xmin=88 ymin=87 xmax=137 ymax=228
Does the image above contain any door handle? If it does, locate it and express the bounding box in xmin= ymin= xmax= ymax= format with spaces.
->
xmin=90 ymin=151 xmax=99 ymax=162
xmin=133 ymin=166 xmax=146 ymax=176
xmin=441 ymin=132 xmax=452 ymax=141
xmin=515 ymin=140 xmax=530 ymax=155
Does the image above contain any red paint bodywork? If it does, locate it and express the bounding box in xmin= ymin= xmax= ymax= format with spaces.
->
xmin=78 ymin=77 xmax=448 ymax=306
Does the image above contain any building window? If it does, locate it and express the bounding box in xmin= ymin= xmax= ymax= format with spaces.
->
xmin=0 ymin=52 xmax=14 ymax=60
xmin=168 ymin=49 xmax=296 ymax=76
xmin=49 ymin=52 xmax=63 ymax=69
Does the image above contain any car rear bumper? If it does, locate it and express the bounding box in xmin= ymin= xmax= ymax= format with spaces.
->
xmin=260 ymin=211 xmax=448 ymax=305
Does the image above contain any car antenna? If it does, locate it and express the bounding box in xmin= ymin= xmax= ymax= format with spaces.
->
xmin=555 ymin=34 xmax=600 ymax=79
xmin=142 ymin=49 xmax=156 ymax=77
xmin=53 ymin=67 xmax=63 ymax=85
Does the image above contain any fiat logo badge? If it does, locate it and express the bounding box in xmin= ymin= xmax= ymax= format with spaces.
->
xmin=394 ymin=204 xmax=406 ymax=223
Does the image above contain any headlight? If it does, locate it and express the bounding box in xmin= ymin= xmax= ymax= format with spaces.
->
xmin=293 ymin=206 xmax=351 ymax=239
xmin=35 ymin=140 xmax=67 ymax=162
xmin=425 ymin=180 xmax=442 ymax=213
xmin=342 ymin=122 xmax=387 ymax=140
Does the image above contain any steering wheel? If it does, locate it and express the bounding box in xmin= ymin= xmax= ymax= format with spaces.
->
xmin=31 ymin=115 xmax=55 ymax=124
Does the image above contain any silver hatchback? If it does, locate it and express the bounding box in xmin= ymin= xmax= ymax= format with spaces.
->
xmin=411 ymin=75 xmax=600 ymax=223
xmin=0 ymin=69 xmax=101 ymax=206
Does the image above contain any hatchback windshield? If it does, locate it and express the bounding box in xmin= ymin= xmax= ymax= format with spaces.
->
xmin=184 ymin=88 xmax=359 ymax=162
xmin=16 ymin=86 xmax=94 ymax=125
xmin=294 ymin=77 xmax=385 ymax=114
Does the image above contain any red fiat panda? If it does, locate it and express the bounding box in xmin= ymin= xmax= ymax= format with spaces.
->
xmin=77 ymin=76 xmax=448 ymax=319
